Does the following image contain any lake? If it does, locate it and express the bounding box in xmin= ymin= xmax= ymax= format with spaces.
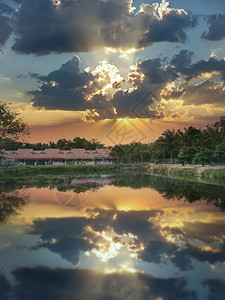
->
xmin=0 ymin=174 xmax=225 ymax=300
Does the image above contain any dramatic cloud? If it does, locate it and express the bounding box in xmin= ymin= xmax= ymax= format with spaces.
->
xmin=12 ymin=0 xmax=196 ymax=55
xmin=171 ymin=242 xmax=225 ymax=270
xmin=170 ymin=50 xmax=194 ymax=74
xmin=30 ymin=56 xmax=103 ymax=111
xmin=171 ymin=50 xmax=225 ymax=81
xmin=161 ymin=51 xmax=225 ymax=106
xmin=163 ymin=220 xmax=225 ymax=270
xmin=0 ymin=272 xmax=12 ymax=300
xmin=202 ymin=14 xmax=225 ymax=41
xmin=175 ymin=220 xmax=225 ymax=244
xmin=28 ymin=50 xmax=225 ymax=115
xmin=141 ymin=240 xmax=178 ymax=264
xmin=30 ymin=55 xmax=178 ymax=120
xmin=30 ymin=207 xmax=225 ymax=272
xmin=0 ymin=1 xmax=13 ymax=14
xmin=203 ymin=279 xmax=225 ymax=300
xmin=163 ymin=80 xmax=225 ymax=106
xmin=138 ymin=57 xmax=178 ymax=84
xmin=0 ymin=1 xmax=13 ymax=48
xmin=139 ymin=7 xmax=196 ymax=46
xmin=31 ymin=214 xmax=114 ymax=264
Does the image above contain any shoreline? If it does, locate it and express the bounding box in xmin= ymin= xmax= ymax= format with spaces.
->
xmin=0 ymin=164 xmax=147 ymax=182
xmin=147 ymin=164 xmax=225 ymax=179
xmin=1 ymin=163 xmax=225 ymax=183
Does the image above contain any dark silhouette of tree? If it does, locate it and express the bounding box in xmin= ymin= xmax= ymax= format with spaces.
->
xmin=0 ymin=103 xmax=29 ymax=141
xmin=0 ymin=192 xmax=26 ymax=223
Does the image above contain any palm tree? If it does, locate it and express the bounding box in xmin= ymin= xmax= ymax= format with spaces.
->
xmin=203 ymin=124 xmax=224 ymax=149
xmin=158 ymin=129 xmax=183 ymax=160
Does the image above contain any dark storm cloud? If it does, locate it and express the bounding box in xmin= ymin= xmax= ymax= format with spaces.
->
xmin=31 ymin=210 xmax=165 ymax=264
xmin=162 ymin=220 xmax=225 ymax=270
xmin=112 ymin=211 xmax=179 ymax=266
xmin=44 ymin=56 xmax=93 ymax=89
xmin=171 ymin=242 xmax=225 ymax=270
xmin=29 ymin=51 xmax=225 ymax=114
xmin=171 ymin=50 xmax=225 ymax=81
xmin=164 ymin=80 xmax=225 ymax=106
xmin=12 ymin=266 xmax=196 ymax=300
xmin=0 ymin=272 xmax=12 ymax=300
xmin=110 ymin=56 xmax=176 ymax=118
xmin=112 ymin=210 xmax=163 ymax=243
xmin=140 ymin=10 xmax=197 ymax=46
xmin=97 ymin=57 xmax=178 ymax=121
xmin=0 ymin=1 xmax=13 ymax=14
xmin=30 ymin=56 xmax=105 ymax=111
xmin=202 ymin=14 xmax=225 ymax=41
xmin=30 ymin=56 xmax=176 ymax=119
xmin=31 ymin=83 xmax=87 ymax=111
xmin=11 ymin=0 xmax=196 ymax=55
xmin=31 ymin=213 xmax=114 ymax=264
xmin=140 ymin=240 xmax=178 ymax=264
xmin=30 ymin=208 xmax=225 ymax=272
xmin=173 ymin=221 xmax=225 ymax=244
xmin=203 ymin=279 xmax=225 ymax=300
xmin=0 ymin=16 xmax=12 ymax=47
xmin=0 ymin=0 xmax=13 ymax=48
xmin=170 ymin=50 xmax=194 ymax=74
xmin=139 ymin=57 xmax=178 ymax=84
xmin=163 ymin=51 xmax=225 ymax=105
xmin=37 ymin=236 xmax=92 ymax=265
xmin=110 ymin=84 xmax=163 ymax=120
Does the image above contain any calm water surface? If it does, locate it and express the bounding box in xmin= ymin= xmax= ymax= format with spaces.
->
xmin=0 ymin=174 xmax=225 ymax=299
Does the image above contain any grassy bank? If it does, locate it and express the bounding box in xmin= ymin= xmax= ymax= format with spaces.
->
xmin=149 ymin=164 xmax=225 ymax=179
xmin=0 ymin=164 xmax=147 ymax=182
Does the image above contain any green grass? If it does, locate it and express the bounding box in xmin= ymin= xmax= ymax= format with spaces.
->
xmin=150 ymin=164 xmax=225 ymax=179
xmin=200 ymin=169 xmax=214 ymax=178
xmin=152 ymin=165 xmax=169 ymax=175
xmin=170 ymin=167 xmax=197 ymax=177
xmin=201 ymin=169 xmax=225 ymax=179
xmin=0 ymin=164 xmax=147 ymax=182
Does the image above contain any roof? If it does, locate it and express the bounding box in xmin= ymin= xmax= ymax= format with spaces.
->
xmin=2 ymin=148 xmax=112 ymax=160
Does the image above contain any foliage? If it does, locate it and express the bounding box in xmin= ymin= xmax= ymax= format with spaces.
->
xmin=1 ymin=110 xmax=225 ymax=165
xmin=176 ymin=147 xmax=196 ymax=165
xmin=0 ymin=136 xmax=105 ymax=150
xmin=158 ymin=129 xmax=183 ymax=159
xmin=0 ymin=192 xmax=26 ymax=223
xmin=170 ymin=167 xmax=197 ymax=177
xmin=0 ymin=103 xmax=29 ymax=142
xmin=192 ymin=149 xmax=213 ymax=166
xmin=213 ymin=143 xmax=225 ymax=159
xmin=110 ymin=117 xmax=225 ymax=164
xmin=110 ymin=143 xmax=150 ymax=163
xmin=0 ymin=164 xmax=148 ymax=181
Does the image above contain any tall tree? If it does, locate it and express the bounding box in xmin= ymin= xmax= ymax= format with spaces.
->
xmin=0 ymin=103 xmax=29 ymax=141
xmin=158 ymin=129 xmax=183 ymax=159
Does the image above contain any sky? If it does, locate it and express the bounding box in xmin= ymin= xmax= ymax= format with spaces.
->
xmin=0 ymin=0 xmax=225 ymax=145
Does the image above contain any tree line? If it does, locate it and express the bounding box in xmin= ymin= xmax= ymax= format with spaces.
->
xmin=0 ymin=137 xmax=105 ymax=150
xmin=0 ymin=103 xmax=105 ymax=150
xmin=1 ymin=103 xmax=225 ymax=165
xmin=110 ymin=117 xmax=225 ymax=165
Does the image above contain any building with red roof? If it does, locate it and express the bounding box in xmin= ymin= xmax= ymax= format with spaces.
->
xmin=1 ymin=148 xmax=113 ymax=166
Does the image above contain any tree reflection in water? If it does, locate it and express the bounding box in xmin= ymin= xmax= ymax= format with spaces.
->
xmin=0 ymin=189 xmax=27 ymax=223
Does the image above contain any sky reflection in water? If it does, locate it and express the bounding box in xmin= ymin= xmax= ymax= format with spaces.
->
xmin=0 ymin=174 xmax=225 ymax=300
